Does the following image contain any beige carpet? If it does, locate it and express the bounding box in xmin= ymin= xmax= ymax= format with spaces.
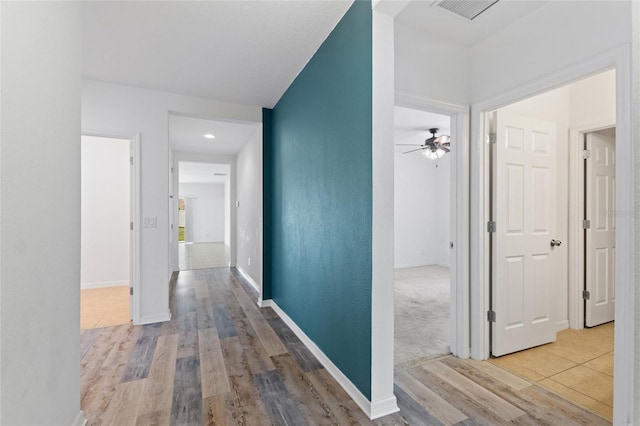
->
xmin=395 ymin=265 xmax=450 ymax=366
xmin=81 ymin=286 xmax=130 ymax=330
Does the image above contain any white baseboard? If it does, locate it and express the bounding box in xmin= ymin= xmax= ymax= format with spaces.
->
xmin=262 ymin=299 xmax=386 ymax=419
xmin=71 ymin=410 xmax=87 ymax=426
xmin=81 ymin=280 xmax=129 ymax=290
xmin=139 ymin=311 xmax=171 ymax=325
xmin=556 ymin=319 xmax=570 ymax=331
xmin=236 ymin=266 xmax=260 ymax=293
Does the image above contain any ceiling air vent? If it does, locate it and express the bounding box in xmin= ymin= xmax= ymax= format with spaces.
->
xmin=436 ymin=0 xmax=500 ymax=21
xmin=213 ymin=173 xmax=227 ymax=176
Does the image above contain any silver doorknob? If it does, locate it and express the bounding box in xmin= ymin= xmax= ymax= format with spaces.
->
xmin=550 ymin=239 xmax=562 ymax=247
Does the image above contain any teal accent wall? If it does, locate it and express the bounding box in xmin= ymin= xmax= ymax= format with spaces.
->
xmin=263 ymin=0 xmax=373 ymax=399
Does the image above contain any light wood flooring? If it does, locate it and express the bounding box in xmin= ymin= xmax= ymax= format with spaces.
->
xmin=81 ymin=286 xmax=130 ymax=330
xmin=81 ymin=268 xmax=609 ymax=425
xmin=490 ymin=323 xmax=614 ymax=421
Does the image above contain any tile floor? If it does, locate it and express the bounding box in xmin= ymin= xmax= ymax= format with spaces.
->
xmin=80 ymin=286 xmax=130 ymax=330
xmin=490 ymin=322 xmax=614 ymax=421
xmin=178 ymin=242 xmax=229 ymax=270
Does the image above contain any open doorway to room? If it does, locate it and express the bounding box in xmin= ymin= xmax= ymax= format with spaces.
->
xmin=80 ymin=135 xmax=132 ymax=329
xmin=177 ymin=161 xmax=231 ymax=270
xmin=393 ymin=106 xmax=452 ymax=367
xmin=485 ymin=69 xmax=615 ymax=421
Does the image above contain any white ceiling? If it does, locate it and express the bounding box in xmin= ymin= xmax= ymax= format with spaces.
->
xmin=395 ymin=106 xmax=450 ymax=153
xmin=179 ymin=162 xmax=230 ymax=185
xmin=82 ymin=1 xmax=353 ymax=108
xmin=396 ymin=0 xmax=547 ymax=47
xmin=170 ymin=114 xmax=259 ymax=156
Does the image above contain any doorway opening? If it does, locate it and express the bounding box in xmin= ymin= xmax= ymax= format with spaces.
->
xmin=393 ymin=106 xmax=452 ymax=367
xmin=177 ymin=161 xmax=231 ymax=270
xmin=80 ymin=135 xmax=134 ymax=329
xmin=485 ymin=69 xmax=615 ymax=420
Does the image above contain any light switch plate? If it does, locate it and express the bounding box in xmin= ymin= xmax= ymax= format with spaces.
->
xmin=143 ymin=216 xmax=157 ymax=228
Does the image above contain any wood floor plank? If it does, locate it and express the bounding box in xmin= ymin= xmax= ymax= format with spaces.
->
xmin=408 ymin=363 xmax=510 ymax=425
xmin=135 ymin=411 xmax=169 ymax=426
xmin=202 ymin=395 xmax=231 ymax=426
xmin=441 ymin=357 xmax=610 ymax=425
xmin=137 ymin=334 xmax=179 ymax=422
xmin=197 ymin=298 xmax=215 ymax=330
xmin=80 ymin=328 xmax=104 ymax=361
xmin=195 ymin=281 xmax=210 ymax=300
xmin=395 ymin=370 xmax=467 ymax=425
xmin=233 ymin=317 xmax=275 ymax=374
xmin=170 ymin=355 xmax=203 ymax=426
xmin=101 ymin=378 xmax=147 ymax=426
xmin=120 ymin=323 xmax=161 ymax=383
xmin=82 ymin=325 xmax=141 ymax=425
xmin=213 ymin=302 xmax=238 ymax=338
xmin=267 ymin=317 xmax=321 ymax=370
xmin=232 ymin=286 xmax=262 ymax=319
xmin=220 ymin=337 xmax=270 ymax=426
xmin=271 ymin=354 xmax=338 ymax=424
xmin=177 ymin=329 xmax=200 ymax=359
xmin=305 ymin=369 xmax=374 ymax=426
xmin=459 ymin=358 xmax=531 ymax=391
xmin=391 ymin=383 xmax=444 ymax=426
xmin=254 ymin=369 xmax=309 ymax=426
xmin=199 ymin=327 xmax=231 ymax=398
xmin=421 ymin=361 xmax=525 ymax=421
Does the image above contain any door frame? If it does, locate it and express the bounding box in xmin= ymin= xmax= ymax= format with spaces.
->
xmin=395 ymin=92 xmax=470 ymax=358
xmin=568 ymin=122 xmax=616 ymax=330
xmin=81 ymin=131 xmax=142 ymax=325
xmin=470 ymin=46 xmax=632 ymax=422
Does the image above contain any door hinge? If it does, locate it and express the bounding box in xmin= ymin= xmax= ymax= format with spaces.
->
xmin=487 ymin=310 xmax=496 ymax=322
xmin=583 ymin=219 xmax=591 ymax=230
xmin=487 ymin=221 xmax=496 ymax=233
xmin=130 ymin=156 xmax=134 ymax=165
xmin=130 ymin=287 xmax=133 ymax=296
xmin=130 ymin=222 xmax=133 ymax=231
xmin=487 ymin=132 xmax=497 ymax=144
xmin=582 ymin=149 xmax=591 ymax=159
xmin=583 ymin=290 xmax=591 ymax=300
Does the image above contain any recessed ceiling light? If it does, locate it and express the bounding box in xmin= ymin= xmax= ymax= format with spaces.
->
xmin=203 ymin=133 xmax=215 ymax=139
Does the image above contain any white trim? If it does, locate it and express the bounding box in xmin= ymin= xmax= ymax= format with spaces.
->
xmin=71 ymin=411 xmax=87 ymax=426
xmin=469 ymin=45 xmax=633 ymax=424
xmin=80 ymin=281 xmax=129 ymax=290
xmin=139 ymin=311 xmax=171 ymax=325
xmin=395 ymin=92 xmax=470 ymax=359
xmin=556 ymin=320 xmax=569 ymax=332
xmin=568 ymin=122 xmax=616 ymax=331
xmin=236 ymin=266 xmax=259 ymax=293
xmin=261 ymin=299 xmax=394 ymax=419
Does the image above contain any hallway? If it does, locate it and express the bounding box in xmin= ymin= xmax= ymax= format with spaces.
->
xmin=80 ymin=268 xmax=609 ymax=425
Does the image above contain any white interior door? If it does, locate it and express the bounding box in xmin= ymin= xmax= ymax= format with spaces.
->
xmin=491 ymin=112 xmax=558 ymax=357
xmin=585 ymin=132 xmax=616 ymax=327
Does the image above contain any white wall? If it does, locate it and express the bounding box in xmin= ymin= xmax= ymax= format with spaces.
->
xmin=569 ymin=70 xmax=616 ymax=129
xmin=394 ymin=153 xmax=436 ymax=268
xmin=236 ymin=129 xmax=263 ymax=289
xmin=1 ymin=2 xmax=83 ymax=424
xmin=81 ymin=135 xmax=130 ymax=288
xmin=470 ymin=1 xmax=630 ymax=103
xmin=434 ymin=155 xmax=450 ymax=267
xmin=82 ymin=80 xmax=260 ymax=323
xmin=395 ymin=23 xmax=470 ymax=105
xmin=179 ymin=183 xmax=225 ymax=242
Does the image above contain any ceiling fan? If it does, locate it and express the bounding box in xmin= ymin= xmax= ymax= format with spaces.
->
xmin=397 ymin=128 xmax=451 ymax=159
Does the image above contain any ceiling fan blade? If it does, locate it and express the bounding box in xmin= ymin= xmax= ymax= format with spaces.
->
xmin=440 ymin=146 xmax=451 ymax=153
xmin=395 ymin=143 xmax=422 ymax=146
xmin=402 ymin=148 xmax=425 ymax=154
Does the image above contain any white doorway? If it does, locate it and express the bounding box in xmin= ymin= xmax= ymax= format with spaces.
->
xmin=80 ymin=134 xmax=139 ymax=328
xmin=177 ymin=161 xmax=231 ymax=270
xmin=480 ymin=70 xmax=617 ymax=420
xmin=393 ymin=106 xmax=452 ymax=365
